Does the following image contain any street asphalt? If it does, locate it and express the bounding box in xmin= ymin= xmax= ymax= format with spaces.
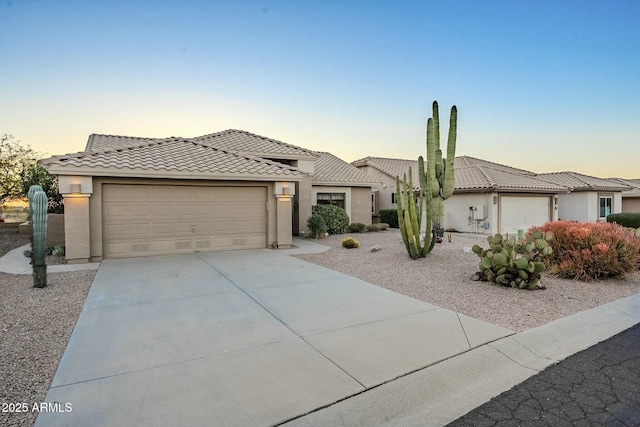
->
xmin=447 ymin=322 xmax=640 ymax=427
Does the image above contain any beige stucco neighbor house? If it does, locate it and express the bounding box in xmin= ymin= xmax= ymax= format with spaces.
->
xmin=311 ymin=152 xmax=379 ymax=226
xmin=536 ymin=172 xmax=631 ymax=222
xmin=607 ymin=178 xmax=640 ymax=213
xmin=353 ymin=156 xmax=567 ymax=235
xmin=40 ymin=130 xmax=377 ymax=263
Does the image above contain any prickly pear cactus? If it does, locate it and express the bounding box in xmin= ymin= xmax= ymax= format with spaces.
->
xmin=470 ymin=230 xmax=553 ymax=290
xmin=29 ymin=187 xmax=48 ymax=288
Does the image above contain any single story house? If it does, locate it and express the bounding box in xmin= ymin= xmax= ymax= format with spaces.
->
xmin=40 ymin=130 xmax=378 ymax=263
xmin=536 ymin=172 xmax=631 ymax=221
xmin=353 ymin=156 xmax=567 ymax=235
xmin=607 ymin=178 xmax=640 ymax=213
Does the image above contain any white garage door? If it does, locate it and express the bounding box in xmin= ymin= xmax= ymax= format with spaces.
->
xmin=102 ymin=184 xmax=267 ymax=258
xmin=500 ymin=196 xmax=551 ymax=235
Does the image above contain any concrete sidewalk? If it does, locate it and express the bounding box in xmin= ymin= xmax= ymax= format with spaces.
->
xmin=283 ymin=292 xmax=640 ymax=426
xmin=0 ymin=243 xmax=100 ymax=274
xmin=34 ymin=245 xmax=512 ymax=427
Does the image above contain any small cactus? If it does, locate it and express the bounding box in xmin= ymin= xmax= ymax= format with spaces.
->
xmin=470 ymin=231 xmax=553 ymax=290
xmin=341 ymin=237 xmax=360 ymax=249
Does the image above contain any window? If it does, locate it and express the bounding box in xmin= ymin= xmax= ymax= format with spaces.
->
xmin=317 ymin=193 xmax=345 ymax=209
xmin=391 ymin=192 xmax=396 ymax=204
xmin=599 ymin=195 xmax=612 ymax=218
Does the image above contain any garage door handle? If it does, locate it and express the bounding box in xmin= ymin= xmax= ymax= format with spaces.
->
xmin=191 ymin=223 xmax=195 ymax=233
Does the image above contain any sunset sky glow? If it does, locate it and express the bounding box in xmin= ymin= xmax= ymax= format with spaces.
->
xmin=1 ymin=0 xmax=639 ymax=178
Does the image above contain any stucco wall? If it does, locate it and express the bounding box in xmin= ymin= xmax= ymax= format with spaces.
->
xmin=357 ymin=166 xmax=397 ymax=211
xmin=622 ymin=197 xmax=640 ymax=213
xmin=295 ymin=176 xmax=313 ymax=235
xmin=613 ymin=193 xmax=623 ymax=215
xmin=445 ymin=193 xmax=494 ymax=234
xmin=350 ymin=187 xmax=373 ymax=225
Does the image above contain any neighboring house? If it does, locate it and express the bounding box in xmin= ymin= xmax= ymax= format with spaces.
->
xmin=353 ymin=156 xmax=566 ymax=235
xmin=40 ymin=130 xmax=377 ymax=262
xmin=537 ymin=172 xmax=630 ymax=222
xmin=607 ymin=178 xmax=640 ymax=213
xmin=311 ymin=152 xmax=380 ymax=225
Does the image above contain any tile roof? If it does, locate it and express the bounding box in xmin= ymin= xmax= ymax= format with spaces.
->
xmin=454 ymin=156 xmax=535 ymax=175
xmin=194 ymin=129 xmax=317 ymax=159
xmin=85 ymin=134 xmax=164 ymax=151
xmin=353 ymin=156 xmax=567 ymax=193
xmin=455 ymin=165 xmax=569 ymax=193
xmin=41 ymin=138 xmax=304 ymax=181
xmin=312 ymin=152 xmax=381 ymax=187
xmin=537 ymin=172 xmax=631 ymax=192
xmin=608 ymin=178 xmax=640 ymax=197
xmin=352 ymin=157 xmax=421 ymax=183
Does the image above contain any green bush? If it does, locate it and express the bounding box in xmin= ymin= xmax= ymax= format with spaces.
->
xmin=471 ymin=231 xmax=553 ymax=290
xmin=366 ymin=223 xmax=388 ymax=231
xmin=532 ymin=220 xmax=640 ymax=281
xmin=348 ymin=222 xmax=366 ymax=232
xmin=306 ymin=214 xmax=328 ymax=239
xmin=312 ymin=204 xmax=349 ymax=234
xmin=379 ymin=209 xmax=399 ymax=228
xmin=341 ymin=236 xmax=360 ymax=249
xmin=607 ymin=213 xmax=640 ymax=229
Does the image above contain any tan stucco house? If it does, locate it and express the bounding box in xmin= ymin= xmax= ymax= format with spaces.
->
xmin=353 ymin=156 xmax=566 ymax=235
xmin=537 ymin=172 xmax=630 ymax=221
xmin=40 ymin=130 xmax=378 ymax=263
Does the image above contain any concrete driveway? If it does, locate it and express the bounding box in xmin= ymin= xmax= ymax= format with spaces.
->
xmin=36 ymin=248 xmax=512 ymax=427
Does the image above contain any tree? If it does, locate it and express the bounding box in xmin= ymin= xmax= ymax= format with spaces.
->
xmin=0 ymin=134 xmax=39 ymax=204
xmin=21 ymin=164 xmax=64 ymax=213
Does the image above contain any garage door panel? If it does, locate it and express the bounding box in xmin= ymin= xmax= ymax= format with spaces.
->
xmin=129 ymin=224 xmax=151 ymax=237
xmin=500 ymin=196 xmax=551 ymax=235
xmin=103 ymin=184 xmax=267 ymax=258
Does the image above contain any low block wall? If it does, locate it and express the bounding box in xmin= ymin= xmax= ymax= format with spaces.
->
xmin=18 ymin=214 xmax=65 ymax=247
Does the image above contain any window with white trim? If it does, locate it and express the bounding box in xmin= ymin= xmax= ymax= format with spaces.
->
xmin=599 ymin=195 xmax=612 ymax=218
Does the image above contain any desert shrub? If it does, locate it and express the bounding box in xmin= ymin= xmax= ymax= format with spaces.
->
xmin=312 ymin=204 xmax=349 ymax=234
xmin=366 ymin=223 xmax=388 ymax=231
xmin=607 ymin=213 xmax=640 ymax=229
xmin=348 ymin=222 xmax=366 ymax=232
xmin=530 ymin=220 xmax=640 ymax=281
xmin=471 ymin=231 xmax=553 ymax=290
xmin=379 ymin=209 xmax=399 ymax=228
xmin=378 ymin=222 xmax=389 ymax=230
xmin=306 ymin=214 xmax=328 ymax=239
xmin=341 ymin=236 xmax=360 ymax=249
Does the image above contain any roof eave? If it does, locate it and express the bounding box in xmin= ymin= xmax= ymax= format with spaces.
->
xmin=312 ymin=180 xmax=379 ymax=187
xmin=41 ymin=166 xmax=304 ymax=182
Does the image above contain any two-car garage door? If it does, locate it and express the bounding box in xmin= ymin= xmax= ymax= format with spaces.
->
xmin=102 ymin=184 xmax=267 ymax=258
xmin=500 ymin=195 xmax=551 ymax=235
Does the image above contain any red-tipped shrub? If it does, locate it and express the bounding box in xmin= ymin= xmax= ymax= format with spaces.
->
xmin=529 ymin=220 xmax=640 ymax=281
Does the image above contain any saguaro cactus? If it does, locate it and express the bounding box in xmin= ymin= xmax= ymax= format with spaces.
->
xmin=397 ymin=101 xmax=457 ymax=259
xmin=426 ymin=101 xmax=457 ymax=228
xmin=29 ymin=186 xmax=48 ymax=288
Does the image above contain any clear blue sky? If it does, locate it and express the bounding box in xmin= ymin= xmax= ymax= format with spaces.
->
xmin=1 ymin=0 xmax=639 ymax=178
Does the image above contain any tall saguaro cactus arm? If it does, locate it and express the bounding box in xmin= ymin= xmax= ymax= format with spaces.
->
xmin=442 ymin=105 xmax=457 ymax=199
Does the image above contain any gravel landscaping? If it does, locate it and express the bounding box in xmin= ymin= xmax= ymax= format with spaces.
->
xmin=0 ymin=227 xmax=95 ymax=427
xmin=294 ymin=229 xmax=640 ymax=333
